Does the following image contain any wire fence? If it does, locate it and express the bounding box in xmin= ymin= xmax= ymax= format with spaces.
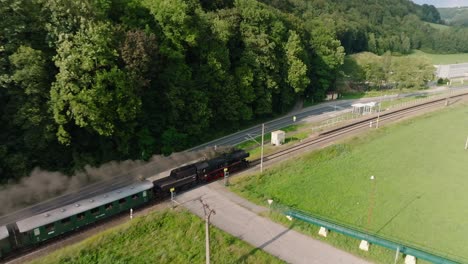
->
xmin=311 ymin=90 xmax=467 ymax=133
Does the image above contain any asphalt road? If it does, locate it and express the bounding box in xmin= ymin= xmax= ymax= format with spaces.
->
xmin=188 ymin=86 xmax=466 ymax=151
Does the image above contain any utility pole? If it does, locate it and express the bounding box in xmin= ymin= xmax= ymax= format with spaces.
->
xmin=446 ymin=85 xmax=450 ymax=106
xmin=200 ymin=199 xmax=216 ymax=264
xmin=376 ymin=102 xmax=381 ymax=128
xmin=260 ymin=123 xmax=265 ymax=173
xmin=366 ymin=176 xmax=376 ymax=233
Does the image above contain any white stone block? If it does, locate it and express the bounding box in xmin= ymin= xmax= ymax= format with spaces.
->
xmin=405 ymin=255 xmax=416 ymax=264
xmin=318 ymin=227 xmax=329 ymax=237
xmin=359 ymin=240 xmax=369 ymax=251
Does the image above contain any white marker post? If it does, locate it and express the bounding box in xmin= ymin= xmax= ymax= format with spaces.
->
xmin=376 ymin=102 xmax=381 ymax=128
xmin=223 ymin=168 xmax=229 ymax=186
xmin=361 ymin=175 xmax=376 ymax=252
xmin=465 ymin=136 xmax=468 ymax=150
xmin=267 ymin=199 xmax=273 ymax=211
xmin=170 ymin=188 xmax=176 ymax=208
xmin=130 ymin=208 xmax=133 ymax=220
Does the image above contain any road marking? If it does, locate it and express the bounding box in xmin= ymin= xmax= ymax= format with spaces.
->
xmin=329 ymin=105 xmax=345 ymax=110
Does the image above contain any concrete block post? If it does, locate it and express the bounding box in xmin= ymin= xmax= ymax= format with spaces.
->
xmin=359 ymin=240 xmax=369 ymax=251
xmin=318 ymin=227 xmax=329 ymax=237
xmin=405 ymin=255 xmax=416 ymax=264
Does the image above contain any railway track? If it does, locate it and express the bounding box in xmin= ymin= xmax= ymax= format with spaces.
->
xmin=3 ymin=92 xmax=467 ymax=263
xmin=251 ymin=92 xmax=468 ymax=166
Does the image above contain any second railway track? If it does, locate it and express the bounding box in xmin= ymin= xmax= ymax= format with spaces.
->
xmin=251 ymin=92 xmax=468 ymax=166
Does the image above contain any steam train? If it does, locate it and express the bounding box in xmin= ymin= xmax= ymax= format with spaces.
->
xmin=0 ymin=150 xmax=249 ymax=259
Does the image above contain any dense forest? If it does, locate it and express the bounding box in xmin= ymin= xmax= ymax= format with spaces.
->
xmin=0 ymin=0 xmax=462 ymax=182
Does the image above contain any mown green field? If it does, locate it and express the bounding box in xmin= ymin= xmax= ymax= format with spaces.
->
xmin=425 ymin=22 xmax=451 ymax=30
xmin=231 ymin=104 xmax=468 ymax=262
xmin=409 ymin=50 xmax=468 ymax=65
xmin=30 ymin=209 xmax=283 ymax=264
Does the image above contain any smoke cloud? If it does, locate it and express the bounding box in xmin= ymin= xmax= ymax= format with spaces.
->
xmin=0 ymin=147 xmax=233 ymax=216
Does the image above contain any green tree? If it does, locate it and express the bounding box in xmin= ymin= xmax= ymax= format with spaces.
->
xmin=368 ymin=33 xmax=377 ymax=53
xmin=285 ymin=30 xmax=310 ymax=94
xmin=51 ymin=22 xmax=141 ymax=145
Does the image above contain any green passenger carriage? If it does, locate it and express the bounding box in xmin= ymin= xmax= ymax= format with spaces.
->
xmin=15 ymin=181 xmax=154 ymax=246
xmin=0 ymin=226 xmax=11 ymax=258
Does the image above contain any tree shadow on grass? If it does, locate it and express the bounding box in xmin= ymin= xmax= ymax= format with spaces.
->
xmin=375 ymin=194 xmax=423 ymax=234
xmin=235 ymin=222 xmax=296 ymax=263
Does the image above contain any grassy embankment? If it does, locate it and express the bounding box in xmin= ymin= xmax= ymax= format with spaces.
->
xmin=231 ymin=104 xmax=468 ymax=263
xmin=30 ymin=209 xmax=284 ymax=264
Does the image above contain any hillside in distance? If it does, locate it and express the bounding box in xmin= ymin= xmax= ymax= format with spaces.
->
xmin=439 ymin=6 xmax=468 ymax=26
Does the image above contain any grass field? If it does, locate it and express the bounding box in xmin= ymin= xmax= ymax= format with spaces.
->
xmin=30 ymin=209 xmax=283 ymax=264
xmin=425 ymin=22 xmax=451 ymax=30
xmin=231 ymin=104 xmax=468 ymax=262
xmin=409 ymin=50 xmax=468 ymax=65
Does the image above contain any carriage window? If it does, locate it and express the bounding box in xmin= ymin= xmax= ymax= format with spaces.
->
xmin=142 ymin=191 xmax=147 ymax=197
xmin=119 ymin=198 xmax=126 ymax=205
xmin=91 ymin=207 xmax=100 ymax=215
xmin=105 ymin=203 xmax=113 ymax=210
xmin=61 ymin=217 xmax=71 ymax=225
xmin=45 ymin=223 xmax=55 ymax=232
xmin=34 ymin=228 xmax=40 ymax=236
xmin=77 ymin=212 xmax=85 ymax=220
xmin=132 ymin=194 xmax=139 ymax=200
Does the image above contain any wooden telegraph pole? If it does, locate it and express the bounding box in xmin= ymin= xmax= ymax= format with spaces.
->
xmin=200 ymin=199 xmax=215 ymax=264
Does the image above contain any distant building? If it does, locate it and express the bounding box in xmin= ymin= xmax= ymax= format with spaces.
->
xmin=435 ymin=63 xmax=468 ymax=82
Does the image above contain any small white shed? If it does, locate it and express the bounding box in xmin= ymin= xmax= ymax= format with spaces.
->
xmin=271 ymin=130 xmax=285 ymax=146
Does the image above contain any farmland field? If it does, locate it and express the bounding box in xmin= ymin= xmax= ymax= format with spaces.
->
xmin=409 ymin=50 xmax=468 ymax=65
xmin=231 ymin=103 xmax=468 ymax=262
xmin=30 ymin=209 xmax=283 ymax=264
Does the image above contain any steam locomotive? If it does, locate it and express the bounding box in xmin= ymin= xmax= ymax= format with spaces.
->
xmin=0 ymin=150 xmax=249 ymax=259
